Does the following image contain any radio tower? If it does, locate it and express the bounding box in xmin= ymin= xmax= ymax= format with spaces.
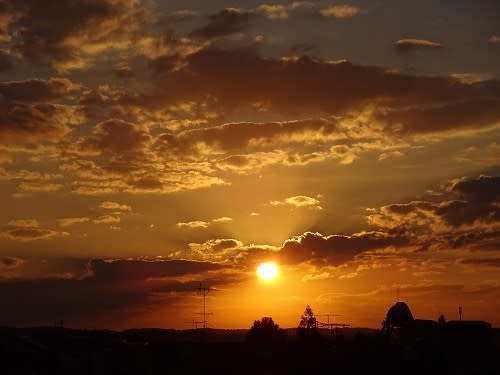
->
xmin=196 ymin=283 xmax=213 ymax=329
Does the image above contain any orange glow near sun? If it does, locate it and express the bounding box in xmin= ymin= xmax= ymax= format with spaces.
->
xmin=257 ymin=262 xmax=278 ymax=281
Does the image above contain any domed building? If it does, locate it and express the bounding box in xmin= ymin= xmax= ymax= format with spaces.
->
xmin=381 ymin=301 xmax=414 ymax=338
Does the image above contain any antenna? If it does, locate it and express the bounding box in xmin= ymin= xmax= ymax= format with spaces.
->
xmin=317 ymin=314 xmax=341 ymax=327
xmin=196 ymin=283 xmax=214 ymax=329
xmin=317 ymin=313 xmax=345 ymax=334
xmin=458 ymin=305 xmax=462 ymax=321
xmin=186 ymin=320 xmax=205 ymax=329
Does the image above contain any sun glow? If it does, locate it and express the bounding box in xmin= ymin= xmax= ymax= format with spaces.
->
xmin=257 ymin=262 xmax=278 ymax=281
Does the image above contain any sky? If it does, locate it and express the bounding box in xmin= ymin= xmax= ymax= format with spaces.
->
xmin=0 ymin=0 xmax=499 ymax=330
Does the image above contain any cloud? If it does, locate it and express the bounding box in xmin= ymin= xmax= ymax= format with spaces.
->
xmin=0 ymin=257 xmax=233 ymax=327
xmin=460 ymin=258 xmax=500 ymax=267
xmin=279 ymin=230 xmax=408 ymax=266
xmin=189 ymin=2 xmax=313 ymax=40
xmin=78 ymin=119 xmax=151 ymax=159
xmin=393 ymin=38 xmax=443 ymax=52
xmin=256 ymin=2 xmax=313 ymax=19
xmin=0 ymin=227 xmax=68 ymax=241
xmin=191 ymin=238 xmax=243 ymax=254
xmin=16 ymin=182 xmax=64 ymax=193
xmin=488 ymin=35 xmax=500 ymax=44
xmin=448 ymin=175 xmax=499 ymax=202
xmin=367 ymin=175 xmax=500 ymax=232
xmin=0 ymin=167 xmax=62 ymax=182
xmin=0 ymin=78 xmax=80 ymax=103
xmin=141 ymin=47 xmax=500 ymax=138
xmin=0 ymin=257 xmax=25 ymax=269
xmin=271 ymin=195 xmax=322 ymax=209
xmin=212 ymin=217 xmax=233 ymax=223
xmin=376 ymin=98 xmax=500 ymax=135
xmin=320 ymin=5 xmax=360 ymax=18
xmin=176 ymin=220 xmax=210 ymax=229
xmin=57 ymin=217 xmax=90 ymax=227
xmin=378 ymin=150 xmax=404 ymax=161
xmin=7 ymin=219 xmax=40 ymax=227
xmin=162 ymin=9 xmax=198 ymax=22
xmin=0 ymin=103 xmax=83 ymax=147
xmin=98 ymin=201 xmax=131 ymax=211
xmin=0 ymin=49 xmax=13 ymax=72
xmin=93 ymin=215 xmax=120 ymax=224
xmin=3 ymin=0 xmax=151 ymax=71
xmin=90 ymin=258 xmax=226 ymax=281
xmin=153 ymin=118 xmax=344 ymax=157
xmin=190 ymin=8 xmax=254 ymax=39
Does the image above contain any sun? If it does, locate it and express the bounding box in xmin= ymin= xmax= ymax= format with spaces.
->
xmin=257 ymin=262 xmax=278 ymax=281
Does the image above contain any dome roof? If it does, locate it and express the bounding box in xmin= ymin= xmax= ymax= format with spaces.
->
xmin=386 ymin=302 xmax=414 ymax=327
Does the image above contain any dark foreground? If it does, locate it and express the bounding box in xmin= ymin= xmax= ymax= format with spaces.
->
xmin=1 ymin=326 xmax=498 ymax=374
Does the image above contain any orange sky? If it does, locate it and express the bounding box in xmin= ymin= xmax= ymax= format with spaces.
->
xmin=0 ymin=0 xmax=499 ymax=329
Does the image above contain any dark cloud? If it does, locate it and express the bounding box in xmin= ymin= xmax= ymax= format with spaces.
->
xmin=153 ymin=118 xmax=342 ymax=156
xmin=113 ymin=66 xmax=134 ymax=79
xmin=148 ymin=54 xmax=178 ymax=75
xmin=460 ymin=258 xmax=500 ymax=267
xmin=0 ymin=257 xmax=235 ymax=326
xmin=0 ymin=78 xmax=82 ymax=147
xmin=2 ymin=0 xmax=144 ymax=70
xmin=190 ymin=8 xmax=254 ymax=39
xmin=0 ymin=256 xmax=24 ymax=269
xmin=79 ymin=119 xmax=150 ymax=156
xmin=279 ymin=230 xmax=409 ymax=266
xmin=378 ymin=98 xmax=500 ymax=135
xmin=126 ymin=47 xmax=500 ymax=136
xmin=0 ymin=49 xmax=13 ymax=72
xmin=393 ymin=38 xmax=443 ymax=52
xmin=0 ymin=227 xmax=65 ymax=241
xmin=0 ymin=78 xmax=80 ymax=103
xmin=369 ymin=176 xmax=500 ymax=236
xmin=449 ymin=175 xmax=500 ymax=202
xmin=90 ymin=258 xmax=227 ymax=281
xmin=0 ymin=103 xmax=74 ymax=147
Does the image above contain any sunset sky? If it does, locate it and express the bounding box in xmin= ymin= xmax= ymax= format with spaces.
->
xmin=0 ymin=0 xmax=499 ymax=330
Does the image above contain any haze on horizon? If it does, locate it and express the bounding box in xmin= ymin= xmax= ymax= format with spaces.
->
xmin=0 ymin=0 xmax=499 ymax=330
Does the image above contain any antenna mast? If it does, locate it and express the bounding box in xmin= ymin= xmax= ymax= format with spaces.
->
xmin=196 ymin=284 xmax=213 ymax=329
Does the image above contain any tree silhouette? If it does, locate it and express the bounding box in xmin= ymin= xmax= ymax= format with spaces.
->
xmin=299 ymin=306 xmax=317 ymax=329
xmin=247 ymin=317 xmax=286 ymax=344
xmin=438 ymin=314 xmax=446 ymax=324
xmin=297 ymin=306 xmax=321 ymax=344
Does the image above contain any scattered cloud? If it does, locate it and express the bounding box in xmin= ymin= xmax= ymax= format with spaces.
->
xmin=378 ymin=150 xmax=405 ymax=161
xmin=57 ymin=217 xmax=90 ymax=227
xmin=271 ymin=195 xmax=322 ymax=209
xmin=1 ymin=228 xmax=68 ymax=241
xmin=98 ymin=201 xmax=132 ymax=211
xmin=393 ymin=38 xmax=443 ymax=52
xmin=93 ymin=215 xmax=121 ymax=224
xmin=212 ymin=217 xmax=233 ymax=223
xmin=320 ymin=5 xmax=360 ymax=18
xmin=190 ymin=8 xmax=254 ymax=39
xmin=16 ymin=182 xmax=64 ymax=193
xmin=176 ymin=220 xmax=210 ymax=229
xmin=7 ymin=219 xmax=40 ymax=227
